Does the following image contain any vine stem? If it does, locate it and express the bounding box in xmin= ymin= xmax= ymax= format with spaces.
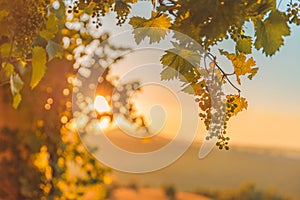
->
xmin=206 ymin=52 xmax=241 ymax=94
xmin=0 ymin=80 xmax=10 ymax=86
xmin=203 ymin=53 xmax=210 ymax=74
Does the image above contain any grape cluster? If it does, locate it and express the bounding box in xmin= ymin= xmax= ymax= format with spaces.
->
xmin=287 ymin=1 xmax=300 ymax=25
xmin=92 ymin=11 xmax=102 ymax=29
xmin=114 ymin=1 xmax=131 ymax=26
xmin=66 ymin=0 xmax=131 ymax=27
xmin=215 ymin=97 xmax=238 ymax=150
xmin=67 ymin=1 xmax=112 ymax=29
xmin=12 ymin=0 xmax=46 ymax=58
xmin=67 ymin=1 xmax=80 ymax=14
xmin=215 ymin=95 xmax=242 ymax=150
xmin=195 ymin=73 xmax=230 ymax=150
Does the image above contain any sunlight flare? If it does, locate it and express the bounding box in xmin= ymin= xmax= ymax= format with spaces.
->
xmin=94 ymin=95 xmax=111 ymax=113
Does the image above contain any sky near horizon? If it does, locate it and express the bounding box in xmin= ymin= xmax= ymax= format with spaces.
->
xmin=98 ymin=1 xmax=300 ymax=150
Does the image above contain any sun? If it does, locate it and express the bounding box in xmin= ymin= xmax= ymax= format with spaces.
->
xmin=94 ymin=95 xmax=111 ymax=113
xmin=94 ymin=95 xmax=111 ymax=129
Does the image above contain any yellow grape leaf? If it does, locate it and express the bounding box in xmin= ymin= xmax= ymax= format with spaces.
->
xmin=40 ymin=13 xmax=59 ymax=40
xmin=226 ymin=95 xmax=248 ymax=116
xmin=220 ymin=50 xmax=258 ymax=85
xmin=254 ymin=10 xmax=290 ymax=56
xmin=12 ymin=93 xmax=22 ymax=109
xmin=129 ymin=11 xmax=172 ymax=44
xmin=84 ymin=2 xmax=96 ymax=15
xmin=30 ymin=46 xmax=47 ymax=89
xmin=0 ymin=10 xmax=8 ymax=20
xmin=3 ymin=62 xmax=14 ymax=76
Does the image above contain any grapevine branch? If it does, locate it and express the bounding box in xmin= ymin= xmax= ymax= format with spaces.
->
xmin=0 ymin=80 xmax=9 ymax=86
xmin=205 ymin=52 xmax=241 ymax=94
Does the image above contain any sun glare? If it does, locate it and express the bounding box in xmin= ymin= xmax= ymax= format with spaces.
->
xmin=94 ymin=95 xmax=111 ymax=113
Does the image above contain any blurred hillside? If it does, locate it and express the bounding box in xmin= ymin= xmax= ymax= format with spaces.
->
xmin=85 ymin=129 xmax=300 ymax=199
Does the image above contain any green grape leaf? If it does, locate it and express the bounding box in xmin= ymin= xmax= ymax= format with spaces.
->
xmin=160 ymin=43 xmax=201 ymax=80
xmin=236 ymin=36 xmax=252 ymax=54
xmin=129 ymin=11 xmax=172 ymax=44
xmin=39 ymin=13 xmax=59 ymax=40
xmin=10 ymin=73 xmax=24 ymax=95
xmin=0 ymin=43 xmax=11 ymax=57
xmin=179 ymin=68 xmax=201 ymax=84
xmin=46 ymin=40 xmax=63 ymax=61
xmin=160 ymin=67 xmax=178 ymax=81
xmin=30 ymin=46 xmax=47 ymax=89
xmin=254 ymin=10 xmax=291 ymax=56
xmin=226 ymin=95 xmax=248 ymax=116
xmin=12 ymin=93 xmax=22 ymax=109
xmin=220 ymin=50 xmax=258 ymax=85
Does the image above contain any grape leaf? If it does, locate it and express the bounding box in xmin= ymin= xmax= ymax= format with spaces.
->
xmin=3 ymin=62 xmax=14 ymax=76
xmin=160 ymin=50 xmax=196 ymax=80
xmin=220 ymin=50 xmax=258 ymax=85
xmin=0 ymin=10 xmax=8 ymax=20
xmin=40 ymin=13 xmax=59 ymax=40
xmin=10 ymin=73 xmax=24 ymax=95
xmin=12 ymin=93 xmax=22 ymax=109
xmin=179 ymin=68 xmax=201 ymax=84
xmin=30 ymin=46 xmax=47 ymax=89
xmin=254 ymin=10 xmax=290 ymax=56
xmin=160 ymin=66 xmax=178 ymax=81
xmin=182 ymin=80 xmax=206 ymax=95
xmin=0 ymin=43 xmax=11 ymax=57
xmin=84 ymin=2 xmax=96 ymax=15
xmin=9 ymin=73 xmax=24 ymax=109
xmin=52 ymin=0 xmax=66 ymax=20
xmin=129 ymin=11 xmax=171 ymax=44
xmin=46 ymin=40 xmax=63 ymax=61
xmin=160 ymin=42 xmax=201 ymax=80
xmin=236 ymin=36 xmax=252 ymax=54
